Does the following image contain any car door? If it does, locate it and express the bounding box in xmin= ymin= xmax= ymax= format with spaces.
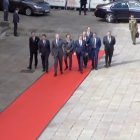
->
xmin=9 ymin=0 xmax=21 ymax=12
xmin=111 ymin=2 xmax=129 ymax=19
xmin=128 ymin=1 xmax=140 ymax=20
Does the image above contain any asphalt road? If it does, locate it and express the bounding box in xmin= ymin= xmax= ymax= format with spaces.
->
xmin=0 ymin=10 xmax=118 ymax=111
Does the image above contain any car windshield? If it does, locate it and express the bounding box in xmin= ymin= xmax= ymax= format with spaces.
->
xmin=24 ymin=0 xmax=44 ymax=2
xmin=128 ymin=2 xmax=140 ymax=8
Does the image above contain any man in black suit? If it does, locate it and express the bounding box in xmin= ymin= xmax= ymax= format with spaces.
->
xmin=38 ymin=34 xmax=50 ymax=72
xmin=74 ymin=34 xmax=86 ymax=74
xmin=86 ymin=27 xmax=93 ymax=39
xmin=79 ymin=0 xmax=87 ymax=15
xmin=82 ymin=31 xmax=89 ymax=68
xmin=3 ymin=0 xmax=9 ymax=21
xmin=13 ymin=8 xmax=20 ymax=36
xmin=51 ymin=33 xmax=64 ymax=77
xmin=89 ymin=32 xmax=101 ymax=70
xmin=27 ymin=32 xmax=40 ymax=70
xmin=103 ymin=31 xmax=116 ymax=67
xmin=86 ymin=27 xmax=93 ymax=59
xmin=63 ymin=34 xmax=74 ymax=71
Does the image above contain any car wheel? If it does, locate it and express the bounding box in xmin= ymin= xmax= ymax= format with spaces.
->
xmin=25 ymin=8 xmax=32 ymax=16
xmin=105 ymin=13 xmax=115 ymax=23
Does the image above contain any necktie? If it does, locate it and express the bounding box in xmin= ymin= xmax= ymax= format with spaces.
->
xmin=94 ymin=38 xmax=96 ymax=48
xmin=108 ymin=36 xmax=111 ymax=43
xmin=56 ymin=39 xmax=58 ymax=46
xmin=79 ymin=40 xmax=82 ymax=46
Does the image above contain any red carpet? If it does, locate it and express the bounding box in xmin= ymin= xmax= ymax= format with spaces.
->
xmin=0 ymin=51 xmax=104 ymax=140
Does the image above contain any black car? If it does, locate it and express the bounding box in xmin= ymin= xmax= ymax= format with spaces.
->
xmin=94 ymin=0 xmax=140 ymax=22
xmin=1 ymin=0 xmax=50 ymax=16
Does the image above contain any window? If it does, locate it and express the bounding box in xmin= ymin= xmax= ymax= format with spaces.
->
xmin=129 ymin=2 xmax=140 ymax=8
xmin=112 ymin=2 xmax=128 ymax=9
xmin=10 ymin=0 xmax=20 ymax=2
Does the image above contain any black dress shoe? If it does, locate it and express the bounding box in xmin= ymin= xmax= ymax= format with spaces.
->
xmin=14 ymin=34 xmax=19 ymax=37
xmin=104 ymin=64 xmax=108 ymax=68
xmin=42 ymin=69 xmax=45 ymax=72
xmin=35 ymin=66 xmax=37 ymax=69
xmin=54 ymin=73 xmax=57 ymax=77
xmin=27 ymin=67 xmax=32 ymax=70
xmin=46 ymin=70 xmax=48 ymax=73
xmin=109 ymin=64 xmax=111 ymax=67
xmin=95 ymin=68 xmax=98 ymax=70
xmin=64 ymin=66 xmax=68 ymax=70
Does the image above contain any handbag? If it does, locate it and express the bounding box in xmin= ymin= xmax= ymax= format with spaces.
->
xmin=136 ymin=32 xmax=139 ymax=38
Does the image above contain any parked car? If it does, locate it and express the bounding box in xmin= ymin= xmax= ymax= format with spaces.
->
xmin=0 ymin=0 xmax=50 ymax=16
xmin=94 ymin=0 xmax=140 ymax=22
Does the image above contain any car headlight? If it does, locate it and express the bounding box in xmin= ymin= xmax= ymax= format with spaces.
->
xmin=33 ymin=5 xmax=42 ymax=9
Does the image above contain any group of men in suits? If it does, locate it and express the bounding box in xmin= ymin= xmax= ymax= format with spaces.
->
xmin=27 ymin=28 xmax=116 ymax=77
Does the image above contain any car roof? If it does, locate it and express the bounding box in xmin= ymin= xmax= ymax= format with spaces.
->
xmin=113 ymin=0 xmax=139 ymax=3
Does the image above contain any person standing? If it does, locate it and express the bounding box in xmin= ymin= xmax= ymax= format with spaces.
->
xmin=89 ymin=32 xmax=101 ymax=70
xmin=129 ymin=15 xmax=138 ymax=45
xmin=86 ymin=27 xmax=93 ymax=59
xmin=103 ymin=31 xmax=116 ymax=68
xmin=27 ymin=32 xmax=40 ymax=70
xmin=13 ymin=8 xmax=20 ymax=36
xmin=38 ymin=34 xmax=50 ymax=72
xmin=51 ymin=33 xmax=64 ymax=77
xmin=74 ymin=34 xmax=86 ymax=74
xmin=79 ymin=0 xmax=87 ymax=15
xmin=82 ymin=31 xmax=89 ymax=68
xmin=3 ymin=0 xmax=9 ymax=21
xmin=63 ymin=34 xmax=74 ymax=71
xmin=86 ymin=27 xmax=93 ymax=41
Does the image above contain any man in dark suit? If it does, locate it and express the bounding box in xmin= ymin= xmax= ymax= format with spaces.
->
xmin=89 ymin=32 xmax=101 ymax=70
xmin=63 ymin=34 xmax=74 ymax=71
xmin=79 ymin=0 xmax=87 ymax=15
xmin=86 ymin=27 xmax=93 ymax=59
xmin=38 ymin=34 xmax=50 ymax=72
xmin=103 ymin=31 xmax=116 ymax=67
xmin=3 ymin=0 xmax=9 ymax=21
xmin=74 ymin=34 xmax=86 ymax=74
xmin=27 ymin=31 xmax=40 ymax=70
xmin=86 ymin=27 xmax=93 ymax=39
xmin=82 ymin=31 xmax=89 ymax=68
xmin=51 ymin=33 xmax=64 ymax=77
xmin=13 ymin=8 xmax=20 ymax=36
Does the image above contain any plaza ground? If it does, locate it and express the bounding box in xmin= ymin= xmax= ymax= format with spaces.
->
xmin=0 ymin=10 xmax=140 ymax=140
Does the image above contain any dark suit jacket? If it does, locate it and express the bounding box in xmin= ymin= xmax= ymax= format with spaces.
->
xmin=80 ymin=0 xmax=87 ymax=5
xmin=86 ymin=32 xmax=93 ymax=44
xmin=74 ymin=40 xmax=86 ymax=55
xmin=89 ymin=37 xmax=101 ymax=52
xmin=13 ymin=12 xmax=19 ymax=23
xmin=29 ymin=36 xmax=40 ymax=53
xmin=38 ymin=40 xmax=50 ymax=56
xmin=51 ymin=39 xmax=64 ymax=57
xmin=103 ymin=36 xmax=116 ymax=50
xmin=3 ymin=0 xmax=9 ymax=11
xmin=63 ymin=39 xmax=74 ymax=53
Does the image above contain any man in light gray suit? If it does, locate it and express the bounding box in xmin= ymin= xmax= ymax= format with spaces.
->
xmin=3 ymin=0 xmax=9 ymax=21
xmin=51 ymin=33 xmax=64 ymax=77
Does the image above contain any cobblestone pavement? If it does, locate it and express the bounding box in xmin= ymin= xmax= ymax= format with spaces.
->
xmin=39 ymin=23 xmax=140 ymax=140
xmin=0 ymin=10 xmax=114 ymax=111
xmin=1 ymin=10 xmax=140 ymax=140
